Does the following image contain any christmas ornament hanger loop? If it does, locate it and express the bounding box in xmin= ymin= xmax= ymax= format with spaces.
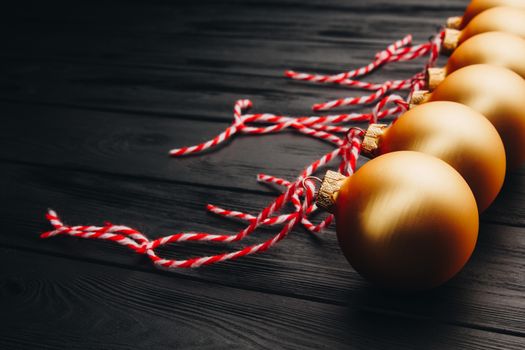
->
xmin=302 ymin=176 xmax=322 ymax=191
xmin=345 ymin=127 xmax=366 ymax=143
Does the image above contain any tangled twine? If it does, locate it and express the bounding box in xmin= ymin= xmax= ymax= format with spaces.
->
xmin=42 ymin=30 xmax=444 ymax=269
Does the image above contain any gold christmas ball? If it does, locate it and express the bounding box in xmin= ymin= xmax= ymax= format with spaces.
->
xmin=424 ymin=64 xmax=525 ymax=169
xmin=333 ymin=151 xmax=479 ymax=291
xmin=443 ymin=7 xmax=525 ymax=53
xmin=427 ymin=32 xmax=525 ymax=89
xmin=447 ymin=0 xmax=525 ymax=29
xmin=362 ymin=102 xmax=505 ymax=212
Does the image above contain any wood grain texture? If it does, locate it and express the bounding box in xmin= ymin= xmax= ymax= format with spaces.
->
xmin=1 ymin=161 xmax=524 ymax=336
xmin=0 ymin=0 xmax=461 ymax=119
xmin=1 ymin=101 xmax=524 ymax=226
xmin=1 ymin=0 xmax=524 ymax=348
xmin=1 ymin=247 xmax=524 ymax=350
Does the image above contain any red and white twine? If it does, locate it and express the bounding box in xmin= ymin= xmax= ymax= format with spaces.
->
xmin=286 ymin=30 xmax=444 ymax=111
xmin=42 ymin=30 xmax=443 ymax=269
xmin=43 ymin=142 xmax=354 ymax=268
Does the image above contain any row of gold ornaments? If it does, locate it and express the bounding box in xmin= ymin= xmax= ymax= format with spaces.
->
xmin=314 ymin=0 xmax=525 ymax=291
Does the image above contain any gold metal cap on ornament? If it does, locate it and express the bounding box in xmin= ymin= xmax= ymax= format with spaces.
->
xmin=361 ymin=123 xmax=388 ymax=158
xmin=446 ymin=16 xmax=462 ymax=29
xmin=427 ymin=67 xmax=446 ymax=90
xmin=442 ymin=28 xmax=461 ymax=54
xmin=408 ymin=90 xmax=430 ymax=109
xmin=316 ymin=170 xmax=347 ymax=213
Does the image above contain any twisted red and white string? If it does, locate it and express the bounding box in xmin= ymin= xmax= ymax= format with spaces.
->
xmin=169 ymin=99 xmax=404 ymax=156
xmin=285 ymin=34 xmax=415 ymax=84
xmin=42 ymin=95 xmax=404 ymax=269
xmin=43 ymin=134 xmax=359 ymax=268
xmin=42 ymin=30 xmax=438 ymax=270
xmin=286 ymin=30 xmax=445 ymax=111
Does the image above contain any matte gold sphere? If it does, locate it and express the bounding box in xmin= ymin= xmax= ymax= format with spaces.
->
xmin=378 ymin=101 xmax=506 ymax=212
xmin=442 ymin=7 xmax=525 ymax=53
xmin=447 ymin=32 xmax=525 ymax=79
xmin=457 ymin=0 xmax=525 ymax=29
xmin=426 ymin=64 xmax=525 ymax=169
xmin=335 ymin=151 xmax=479 ymax=291
xmin=459 ymin=7 xmax=525 ymax=44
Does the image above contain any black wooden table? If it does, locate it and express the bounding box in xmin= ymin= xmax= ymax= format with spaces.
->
xmin=1 ymin=1 xmax=524 ymax=349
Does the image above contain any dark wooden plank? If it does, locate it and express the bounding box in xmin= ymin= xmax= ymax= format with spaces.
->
xmin=0 ymin=45 xmax=432 ymax=123
xmin=3 ymin=0 xmax=467 ymax=46
xmin=1 ymin=0 xmax=465 ymax=86
xmin=0 ymin=0 xmax=463 ymax=119
xmin=1 ymin=247 xmax=524 ymax=350
xmin=1 ymin=161 xmax=524 ymax=335
xmin=0 ymin=102 xmax=349 ymax=191
xmin=1 ymin=101 xmax=523 ymax=226
xmin=0 ymin=57 xmax=365 ymax=121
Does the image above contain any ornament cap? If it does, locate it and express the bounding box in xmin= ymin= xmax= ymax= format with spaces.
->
xmin=446 ymin=16 xmax=463 ymax=29
xmin=361 ymin=123 xmax=388 ymax=158
xmin=409 ymin=90 xmax=430 ymax=109
xmin=316 ymin=170 xmax=347 ymax=213
xmin=427 ymin=67 xmax=446 ymax=91
xmin=442 ymin=28 xmax=460 ymax=54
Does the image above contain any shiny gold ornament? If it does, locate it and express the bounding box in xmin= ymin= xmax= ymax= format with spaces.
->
xmin=427 ymin=32 xmax=525 ymax=90
xmin=318 ymin=151 xmax=479 ymax=291
xmin=414 ymin=64 xmax=525 ymax=169
xmin=447 ymin=0 xmax=525 ymax=29
xmin=442 ymin=7 xmax=525 ymax=53
xmin=360 ymin=102 xmax=505 ymax=212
